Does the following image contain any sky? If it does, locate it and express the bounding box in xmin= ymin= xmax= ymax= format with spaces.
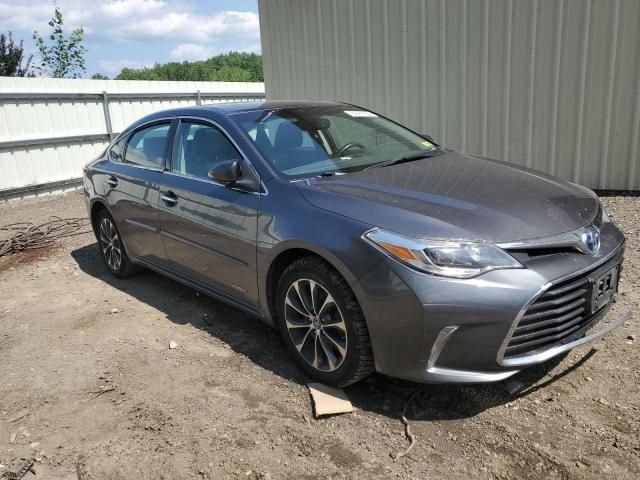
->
xmin=0 ymin=0 xmax=261 ymax=77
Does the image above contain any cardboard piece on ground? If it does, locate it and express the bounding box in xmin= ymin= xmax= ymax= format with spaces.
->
xmin=308 ymin=383 xmax=354 ymax=417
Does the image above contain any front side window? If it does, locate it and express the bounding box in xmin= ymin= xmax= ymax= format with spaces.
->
xmin=171 ymin=121 xmax=241 ymax=180
xmin=124 ymin=123 xmax=171 ymax=168
xmin=231 ymin=105 xmax=437 ymax=179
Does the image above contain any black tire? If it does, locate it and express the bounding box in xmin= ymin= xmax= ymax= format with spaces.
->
xmin=95 ymin=209 xmax=141 ymax=278
xmin=276 ymin=256 xmax=375 ymax=387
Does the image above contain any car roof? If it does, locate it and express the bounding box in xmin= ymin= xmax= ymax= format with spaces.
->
xmin=127 ymin=100 xmax=354 ymax=133
xmin=201 ymin=100 xmax=349 ymax=115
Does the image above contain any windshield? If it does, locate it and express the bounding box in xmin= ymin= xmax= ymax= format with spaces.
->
xmin=231 ymin=105 xmax=438 ymax=179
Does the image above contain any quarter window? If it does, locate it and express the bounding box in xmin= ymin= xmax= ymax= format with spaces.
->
xmin=124 ymin=123 xmax=171 ymax=168
xmin=171 ymin=121 xmax=241 ymax=180
xmin=109 ymin=137 xmax=126 ymax=162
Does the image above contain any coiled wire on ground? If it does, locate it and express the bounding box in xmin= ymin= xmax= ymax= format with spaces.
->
xmin=0 ymin=217 xmax=91 ymax=257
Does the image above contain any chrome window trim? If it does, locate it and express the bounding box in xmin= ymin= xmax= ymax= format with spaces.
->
xmin=95 ymin=163 xmax=164 ymax=175
xmin=160 ymin=169 xmax=267 ymax=196
xmin=123 ymin=163 xmax=165 ymax=173
xmin=105 ymin=114 xmax=268 ymax=195
xmin=163 ymin=170 xmax=225 ymax=187
xmin=496 ymin=239 xmax=625 ymax=366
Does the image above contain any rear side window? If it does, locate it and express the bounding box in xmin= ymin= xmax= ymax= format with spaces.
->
xmin=124 ymin=123 xmax=171 ymax=168
xmin=171 ymin=121 xmax=241 ymax=180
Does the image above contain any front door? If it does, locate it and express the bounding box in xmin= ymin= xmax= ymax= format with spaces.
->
xmin=155 ymin=119 xmax=260 ymax=308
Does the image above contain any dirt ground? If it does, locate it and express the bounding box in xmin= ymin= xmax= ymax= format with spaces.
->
xmin=0 ymin=190 xmax=638 ymax=480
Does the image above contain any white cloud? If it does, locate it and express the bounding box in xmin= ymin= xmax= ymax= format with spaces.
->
xmin=98 ymin=58 xmax=153 ymax=74
xmin=169 ymin=44 xmax=218 ymax=62
xmin=239 ymin=42 xmax=262 ymax=54
xmin=0 ymin=3 xmax=52 ymax=31
xmin=99 ymin=0 xmax=166 ymax=19
xmin=0 ymin=1 xmax=260 ymax=43
xmin=169 ymin=41 xmax=261 ymax=62
xmin=113 ymin=10 xmax=259 ymax=43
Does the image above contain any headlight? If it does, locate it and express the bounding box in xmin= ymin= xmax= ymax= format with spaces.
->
xmin=363 ymin=228 xmax=523 ymax=279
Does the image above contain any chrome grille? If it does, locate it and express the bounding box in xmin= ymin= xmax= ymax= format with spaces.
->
xmin=504 ymin=275 xmax=595 ymax=358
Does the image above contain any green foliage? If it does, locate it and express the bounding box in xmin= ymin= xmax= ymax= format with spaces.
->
xmin=91 ymin=73 xmax=109 ymax=80
xmin=115 ymin=52 xmax=263 ymax=82
xmin=33 ymin=7 xmax=86 ymax=78
xmin=0 ymin=32 xmax=34 ymax=77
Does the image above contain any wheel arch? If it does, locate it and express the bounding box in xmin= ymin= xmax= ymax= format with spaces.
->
xmin=263 ymin=241 xmax=362 ymax=324
xmin=89 ymin=199 xmax=111 ymax=237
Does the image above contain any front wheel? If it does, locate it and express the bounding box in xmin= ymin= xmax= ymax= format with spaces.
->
xmin=276 ymin=257 xmax=374 ymax=387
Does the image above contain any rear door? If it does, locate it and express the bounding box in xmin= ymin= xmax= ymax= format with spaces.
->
xmin=106 ymin=120 xmax=174 ymax=263
xmin=155 ymin=118 xmax=260 ymax=308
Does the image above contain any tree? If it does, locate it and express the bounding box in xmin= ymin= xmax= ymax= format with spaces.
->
xmin=115 ymin=52 xmax=263 ymax=82
xmin=0 ymin=32 xmax=34 ymax=77
xmin=91 ymin=73 xmax=109 ymax=80
xmin=33 ymin=7 xmax=86 ymax=78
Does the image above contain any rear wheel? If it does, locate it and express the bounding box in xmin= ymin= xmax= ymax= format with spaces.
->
xmin=276 ymin=256 xmax=374 ymax=386
xmin=95 ymin=210 xmax=140 ymax=278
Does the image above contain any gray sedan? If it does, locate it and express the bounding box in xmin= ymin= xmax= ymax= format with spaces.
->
xmin=83 ymin=101 xmax=626 ymax=386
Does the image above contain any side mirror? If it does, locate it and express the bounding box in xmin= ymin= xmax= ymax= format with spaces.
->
xmin=422 ymin=133 xmax=436 ymax=143
xmin=208 ymin=158 xmax=262 ymax=193
xmin=209 ymin=160 xmax=241 ymax=185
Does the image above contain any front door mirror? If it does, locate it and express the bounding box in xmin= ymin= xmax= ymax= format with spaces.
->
xmin=209 ymin=159 xmax=241 ymax=184
xmin=209 ymin=158 xmax=261 ymax=193
xmin=422 ymin=133 xmax=436 ymax=143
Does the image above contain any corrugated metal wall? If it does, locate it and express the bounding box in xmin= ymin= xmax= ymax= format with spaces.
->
xmin=259 ymin=0 xmax=640 ymax=190
xmin=0 ymin=78 xmax=265 ymax=195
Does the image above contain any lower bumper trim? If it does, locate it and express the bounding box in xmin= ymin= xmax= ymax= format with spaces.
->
xmin=425 ymin=366 xmax=519 ymax=383
xmin=500 ymin=310 xmax=630 ymax=368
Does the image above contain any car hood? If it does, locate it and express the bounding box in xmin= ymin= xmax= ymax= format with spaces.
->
xmin=294 ymin=150 xmax=599 ymax=243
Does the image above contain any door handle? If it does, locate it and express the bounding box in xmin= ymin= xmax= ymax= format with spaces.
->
xmin=107 ymin=176 xmax=118 ymax=188
xmin=161 ymin=191 xmax=178 ymax=206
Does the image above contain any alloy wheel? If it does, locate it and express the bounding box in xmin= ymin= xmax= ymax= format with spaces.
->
xmin=284 ymin=278 xmax=348 ymax=372
xmin=99 ymin=218 xmax=122 ymax=271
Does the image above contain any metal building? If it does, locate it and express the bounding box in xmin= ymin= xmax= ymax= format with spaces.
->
xmin=258 ymin=0 xmax=640 ymax=190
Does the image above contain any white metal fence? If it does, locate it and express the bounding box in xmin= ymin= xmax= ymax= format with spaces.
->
xmin=0 ymin=78 xmax=265 ymax=198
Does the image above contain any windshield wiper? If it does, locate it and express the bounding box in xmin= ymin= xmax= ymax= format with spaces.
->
xmin=364 ymin=149 xmax=441 ymax=171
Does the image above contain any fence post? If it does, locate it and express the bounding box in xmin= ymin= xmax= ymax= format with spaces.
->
xmin=196 ymin=90 xmax=202 ymax=106
xmin=102 ymin=91 xmax=114 ymax=141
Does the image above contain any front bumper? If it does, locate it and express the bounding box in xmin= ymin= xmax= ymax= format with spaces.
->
xmin=352 ymin=222 xmax=626 ymax=383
